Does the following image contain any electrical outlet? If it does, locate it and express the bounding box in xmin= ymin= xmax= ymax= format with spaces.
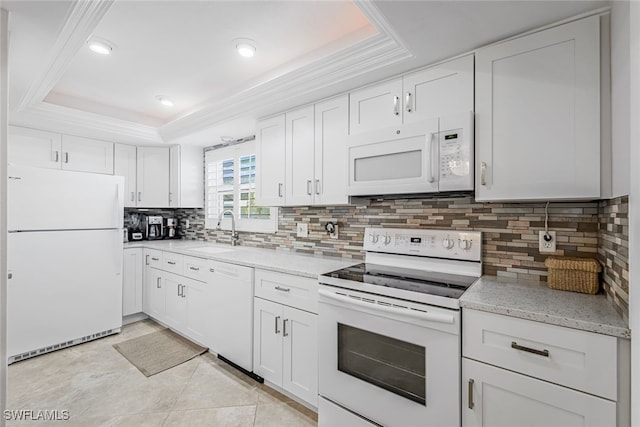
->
xmin=296 ymin=222 xmax=308 ymax=238
xmin=185 ymin=219 xmax=190 ymax=229
xmin=539 ymin=231 xmax=557 ymax=253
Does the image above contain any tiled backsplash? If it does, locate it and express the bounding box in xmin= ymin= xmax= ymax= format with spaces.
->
xmin=126 ymin=195 xmax=628 ymax=319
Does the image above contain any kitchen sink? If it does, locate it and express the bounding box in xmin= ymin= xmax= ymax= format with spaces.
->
xmin=186 ymin=246 xmax=234 ymax=255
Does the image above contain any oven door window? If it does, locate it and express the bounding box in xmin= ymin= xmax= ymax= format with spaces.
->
xmin=337 ymin=323 xmax=426 ymax=405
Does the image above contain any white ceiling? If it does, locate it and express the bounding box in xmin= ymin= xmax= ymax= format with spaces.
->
xmin=4 ymin=0 xmax=609 ymax=146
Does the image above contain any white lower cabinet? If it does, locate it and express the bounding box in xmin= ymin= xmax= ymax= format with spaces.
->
xmin=145 ymin=268 xmax=165 ymax=321
xmin=122 ymin=248 xmax=143 ymax=316
xmin=253 ymin=297 xmax=318 ymax=407
xmin=163 ymin=274 xmax=187 ymax=329
xmin=463 ymin=358 xmax=615 ymax=427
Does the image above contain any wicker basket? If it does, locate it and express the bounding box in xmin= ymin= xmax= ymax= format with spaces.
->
xmin=544 ymin=257 xmax=602 ymax=294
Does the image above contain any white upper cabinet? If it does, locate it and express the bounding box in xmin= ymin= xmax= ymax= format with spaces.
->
xmin=8 ymin=126 xmax=114 ymax=174
xmin=256 ymin=115 xmax=286 ymax=206
xmin=349 ymin=55 xmax=474 ymax=134
xmin=8 ymin=126 xmax=62 ymax=169
xmin=169 ymin=145 xmax=180 ymax=208
xmin=136 ymin=146 xmax=170 ymax=208
xmin=475 ymin=16 xmax=601 ymax=201
xmin=114 ymin=144 xmax=137 ymax=207
xmin=314 ymin=95 xmax=349 ymax=205
xmin=285 ymin=105 xmax=315 ymax=206
xmin=171 ymin=144 xmax=204 ymax=208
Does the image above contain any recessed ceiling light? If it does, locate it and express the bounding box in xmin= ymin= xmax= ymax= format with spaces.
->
xmin=155 ymin=96 xmax=174 ymax=107
xmin=234 ymin=38 xmax=256 ymax=58
xmin=87 ymin=38 xmax=113 ymax=55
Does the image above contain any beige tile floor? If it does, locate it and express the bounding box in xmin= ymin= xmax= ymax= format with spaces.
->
xmin=7 ymin=320 xmax=318 ymax=427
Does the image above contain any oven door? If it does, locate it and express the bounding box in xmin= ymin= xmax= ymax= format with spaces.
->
xmin=318 ymin=285 xmax=461 ymax=427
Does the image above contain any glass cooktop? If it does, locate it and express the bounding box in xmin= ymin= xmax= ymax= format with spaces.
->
xmin=322 ymin=263 xmax=477 ymax=300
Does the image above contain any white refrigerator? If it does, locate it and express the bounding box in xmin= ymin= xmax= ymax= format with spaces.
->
xmin=7 ymin=164 xmax=125 ymax=362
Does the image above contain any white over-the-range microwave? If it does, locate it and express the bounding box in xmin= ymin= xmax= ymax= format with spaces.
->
xmin=346 ymin=111 xmax=474 ymax=196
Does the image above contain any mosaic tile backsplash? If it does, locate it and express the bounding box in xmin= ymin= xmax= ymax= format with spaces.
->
xmin=125 ymin=195 xmax=629 ymax=318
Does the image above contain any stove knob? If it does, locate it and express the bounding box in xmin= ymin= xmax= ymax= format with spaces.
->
xmin=442 ymin=237 xmax=455 ymax=249
xmin=383 ymin=234 xmax=392 ymax=245
xmin=459 ymin=239 xmax=472 ymax=251
xmin=369 ymin=233 xmax=379 ymax=244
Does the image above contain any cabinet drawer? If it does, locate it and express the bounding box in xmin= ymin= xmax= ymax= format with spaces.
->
xmin=144 ymin=249 xmax=162 ymax=269
xmin=254 ymin=269 xmax=318 ymax=313
xmin=462 ymin=309 xmax=618 ymax=400
xmin=183 ymin=255 xmax=210 ymax=282
xmin=161 ymin=252 xmax=183 ymax=275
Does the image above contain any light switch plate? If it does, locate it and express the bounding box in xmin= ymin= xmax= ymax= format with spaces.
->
xmin=296 ymin=222 xmax=308 ymax=238
xmin=539 ymin=231 xmax=557 ymax=253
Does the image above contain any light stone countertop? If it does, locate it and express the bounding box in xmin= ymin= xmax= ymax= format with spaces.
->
xmin=124 ymin=240 xmax=359 ymax=279
xmin=460 ymin=276 xmax=630 ymax=339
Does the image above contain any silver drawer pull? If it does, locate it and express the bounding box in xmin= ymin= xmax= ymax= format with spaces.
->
xmin=151 ymin=257 xmax=159 ymax=261
xmin=209 ymin=268 xmax=215 ymax=273
xmin=283 ymin=318 xmax=289 ymax=337
xmin=189 ymin=266 xmax=200 ymax=271
xmin=511 ymin=341 xmax=549 ymax=357
xmin=275 ymin=286 xmax=290 ymax=293
xmin=275 ymin=316 xmax=281 ymax=334
xmin=468 ymin=379 xmax=474 ymax=409
xmin=167 ymin=261 xmax=176 ymax=265
xmin=156 ymin=277 xmax=161 ymax=288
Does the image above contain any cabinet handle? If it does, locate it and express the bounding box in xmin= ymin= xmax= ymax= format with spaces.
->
xmin=53 ymin=151 xmax=59 ymax=163
xmin=315 ymin=179 xmax=320 ymax=195
xmin=283 ymin=319 xmax=289 ymax=337
xmin=307 ymin=180 xmax=312 ymax=195
xmin=151 ymin=257 xmax=159 ymax=261
xmin=278 ymin=183 xmax=283 ymax=198
xmin=480 ymin=162 xmax=487 ymax=186
xmin=189 ymin=266 xmax=200 ymax=271
xmin=130 ymin=192 xmax=135 ymax=202
xmin=138 ymin=192 xmax=142 ymax=202
xmin=64 ymin=152 xmax=69 ymax=163
xmin=405 ymin=92 xmax=412 ymax=113
xmin=167 ymin=261 xmax=176 ymax=265
xmin=393 ymin=95 xmax=399 ymax=116
xmin=177 ymin=284 xmax=182 ymax=296
xmin=182 ymin=286 xmax=186 ymax=299
xmin=428 ymin=133 xmax=436 ymax=184
xmin=275 ymin=316 xmax=281 ymax=334
xmin=145 ymin=255 xmax=149 ymax=265
xmin=209 ymin=268 xmax=215 ymax=273
xmin=156 ymin=277 xmax=161 ymax=288
xmin=275 ymin=286 xmax=290 ymax=293
xmin=7 ymin=272 xmax=13 ymax=280
xmin=468 ymin=379 xmax=474 ymax=409
xmin=511 ymin=341 xmax=549 ymax=357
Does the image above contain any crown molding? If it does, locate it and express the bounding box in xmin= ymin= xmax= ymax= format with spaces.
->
xmin=11 ymin=103 xmax=162 ymax=144
xmin=16 ymin=0 xmax=114 ymax=112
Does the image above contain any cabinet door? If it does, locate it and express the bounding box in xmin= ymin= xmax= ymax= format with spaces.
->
xmin=282 ymin=306 xmax=318 ymax=407
xmin=349 ymin=78 xmax=402 ymax=134
xmin=164 ymin=274 xmax=187 ymax=330
xmin=122 ymin=248 xmax=143 ymax=316
xmin=136 ymin=146 xmax=170 ymax=207
xmin=146 ymin=268 xmax=166 ymax=321
xmin=114 ymin=144 xmax=137 ymax=207
xmin=285 ymin=105 xmax=315 ymax=206
xmin=61 ymin=135 xmax=114 ymax=174
xmin=256 ymin=115 xmax=286 ymax=206
xmin=253 ymin=297 xmax=283 ymax=385
xmin=183 ymin=278 xmax=210 ymax=345
xmin=314 ymin=95 xmax=349 ymax=205
xmin=462 ymin=358 xmax=616 ymax=427
xmin=8 ymin=126 xmax=62 ymax=169
xmin=169 ymin=145 xmax=180 ymax=208
xmin=475 ymin=16 xmax=600 ymax=201
xmin=403 ymin=54 xmax=474 ymax=124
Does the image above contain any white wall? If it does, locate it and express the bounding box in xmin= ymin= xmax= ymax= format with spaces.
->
xmin=0 ymin=8 xmax=9 ymax=427
xmin=628 ymin=0 xmax=640 ymax=425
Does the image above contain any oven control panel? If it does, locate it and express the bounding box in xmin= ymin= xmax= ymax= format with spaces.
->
xmin=363 ymin=227 xmax=481 ymax=261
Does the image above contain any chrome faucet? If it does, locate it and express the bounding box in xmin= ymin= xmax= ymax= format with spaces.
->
xmin=216 ymin=209 xmax=239 ymax=246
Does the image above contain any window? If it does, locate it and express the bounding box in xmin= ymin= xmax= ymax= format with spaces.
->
xmin=205 ymin=140 xmax=277 ymax=233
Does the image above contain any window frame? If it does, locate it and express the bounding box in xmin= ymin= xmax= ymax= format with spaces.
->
xmin=204 ymin=141 xmax=278 ymax=233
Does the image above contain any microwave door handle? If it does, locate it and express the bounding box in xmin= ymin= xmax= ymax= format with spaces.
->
xmin=318 ymin=289 xmax=455 ymax=324
xmin=428 ymin=133 xmax=436 ymax=184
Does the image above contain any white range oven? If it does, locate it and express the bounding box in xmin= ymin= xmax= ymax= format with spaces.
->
xmin=318 ymin=227 xmax=482 ymax=427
